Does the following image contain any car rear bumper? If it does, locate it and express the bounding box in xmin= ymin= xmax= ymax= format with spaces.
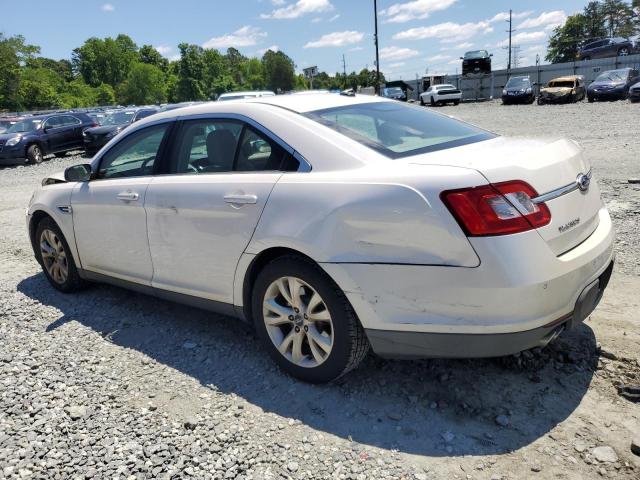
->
xmin=433 ymin=94 xmax=462 ymax=102
xmin=322 ymin=206 xmax=615 ymax=358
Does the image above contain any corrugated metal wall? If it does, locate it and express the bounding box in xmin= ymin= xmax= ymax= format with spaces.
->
xmin=403 ymin=54 xmax=640 ymax=101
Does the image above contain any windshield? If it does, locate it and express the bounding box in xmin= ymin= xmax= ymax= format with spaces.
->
xmin=304 ymin=101 xmax=495 ymax=159
xmin=7 ymin=119 xmax=42 ymax=133
xmin=548 ymin=80 xmax=575 ymax=88
xmin=464 ymin=50 xmax=487 ymax=59
xmin=102 ymin=111 xmax=135 ymax=126
xmin=506 ymin=77 xmax=530 ymax=88
xmin=595 ymin=70 xmax=628 ymax=82
xmin=384 ymin=87 xmax=403 ymax=96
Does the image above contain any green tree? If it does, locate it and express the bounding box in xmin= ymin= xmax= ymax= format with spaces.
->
xmin=72 ymin=34 xmax=139 ymax=88
xmin=262 ymin=50 xmax=295 ymax=92
xmin=117 ymin=62 xmax=166 ymax=105
xmin=0 ymin=33 xmax=39 ymax=110
xmin=94 ymin=83 xmax=116 ymax=105
xmin=139 ymin=44 xmax=169 ymax=71
xmin=175 ymin=43 xmax=206 ymax=101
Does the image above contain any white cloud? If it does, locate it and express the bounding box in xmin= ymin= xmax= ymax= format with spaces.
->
xmin=517 ymin=11 xmax=566 ymax=30
xmin=380 ymin=0 xmax=457 ymax=24
xmin=393 ymin=21 xmax=493 ymax=43
xmin=203 ymin=26 xmax=267 ymax=49
xmin=258 ymin=45 xmax=280 ymax=55
xmin=497 ymin=30 xmax=547 ymax=47
xmin=380 ymin=46 xmax=420 ymax=60
xmin=101 ymin=3 xmax=114 ymax=12
xmin=524 ymin=44 xmax=545 ymax=52
xmin=448 ymin=58 xmax=461 ymax=65
xmin=427 ymin=54 xmax=452 ymax=62
xmin=304 ymin=31 xmax=364 ymax=48
xmin=389 ymin=62 xmax=406 ymax=68
xmin=329 ymin=13 xmax=340 ymax=22
xmin=155 ymin=45 xmax=174 ymax=57
xmin=489 ymin=10 xmax=532 ymax=23
xmin=262 ymin=0 xmax=333 ymax=19
xmin=272 ymin=0 xmax=286 ymax=5
xmin=455 ymin=42 xmax=473 ymax=50
xmin=349 ymin=46 xmax=364 ymax=52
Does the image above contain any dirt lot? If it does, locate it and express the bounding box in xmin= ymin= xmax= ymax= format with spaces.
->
xmin=0 ymin=101 xmax=639 ymax=479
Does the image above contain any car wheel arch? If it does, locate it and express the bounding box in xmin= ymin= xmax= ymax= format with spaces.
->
xmin=240 ymin=246 xmax=339 ymax=324
xmin=29 ymin=210 xmax=56 ymax=264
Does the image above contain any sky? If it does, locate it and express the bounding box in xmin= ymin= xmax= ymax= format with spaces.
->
xmin=1 ymin=0 xmax=591 ymax=80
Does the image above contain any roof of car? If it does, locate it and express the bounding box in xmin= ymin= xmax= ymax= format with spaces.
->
xmin=549 ymin=76 xmax=581 ymax=82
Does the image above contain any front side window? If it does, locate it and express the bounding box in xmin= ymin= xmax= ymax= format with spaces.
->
xmin=305 ymin=101 xmax=495 ymax=159
xmin=60 ymin=115 xmax=81 ymax=126
xmin=44 ymin=116 xmax=62 ymax=129
xmin=98 ymin=124 xmax=168 ymax=179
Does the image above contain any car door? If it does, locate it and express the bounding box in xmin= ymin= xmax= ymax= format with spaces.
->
xmin=42 ymin=116 xmax=65 ymax=152
xmin=57 ymin=115 xmax=81 ymax=150
xmin=145 ymin=117 xmax=298 ymax=304
xmin=71 ymin=122 xmax=172 ymax=284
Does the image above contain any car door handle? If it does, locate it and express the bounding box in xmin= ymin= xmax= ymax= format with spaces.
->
xmin=116 ymin=191 xmax=139 ymax=201
xmin=224 ymin=194 xmax=257 ymax=205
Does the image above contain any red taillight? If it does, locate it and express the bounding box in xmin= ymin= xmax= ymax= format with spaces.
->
xmin=441 ymin=180 xmax=551 ymax=236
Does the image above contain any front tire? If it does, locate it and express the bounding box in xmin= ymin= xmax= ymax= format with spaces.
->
xmin=27 ymin=144 xmax=43 ymax=164
xmin=430 ymin=96 xmax=436 ymax=107
xmin=252 ymin=255 xmax=369 ymax=383
xmin=35 ymin=217 xmax=87 ymax=293
xmin=588 ymin=96 xmax=595 ymax=103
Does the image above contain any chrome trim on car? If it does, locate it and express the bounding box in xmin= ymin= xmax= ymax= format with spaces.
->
xmin=532 ymin=169 xmax=592 ymax=204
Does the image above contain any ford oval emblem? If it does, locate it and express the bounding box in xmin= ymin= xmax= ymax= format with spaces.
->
xmin=576 ymin=173 xmax=591 ymax=192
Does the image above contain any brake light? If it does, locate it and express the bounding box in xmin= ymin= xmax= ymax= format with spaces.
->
xmin=441 ymin=180 xmax=551 ymax=236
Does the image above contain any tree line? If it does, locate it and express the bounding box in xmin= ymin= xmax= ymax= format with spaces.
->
xmin=546 ymin=0 xmax=640 ymax=63
xmin=0 ymin=32 xmax=385 ymax=112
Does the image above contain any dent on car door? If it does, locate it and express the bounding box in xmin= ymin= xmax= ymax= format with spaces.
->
xmin=145 ymin=118 xmax=294 ymax=304
xmin=71 ymin=123 xmax=171 ymax=284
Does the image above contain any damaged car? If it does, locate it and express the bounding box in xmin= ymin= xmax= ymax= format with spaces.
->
xmin=27 ymin=94 xmax=615 ymax=383
xmin=538 ymin=76 xmax=586 ymax=105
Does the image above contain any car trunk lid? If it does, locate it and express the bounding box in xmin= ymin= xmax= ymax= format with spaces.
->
xmin=407 ymin=136 xmax=603 ymax=255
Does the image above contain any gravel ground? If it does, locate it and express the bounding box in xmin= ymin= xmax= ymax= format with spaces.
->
xmin=1 ymin=101 xmax=639 ymax=480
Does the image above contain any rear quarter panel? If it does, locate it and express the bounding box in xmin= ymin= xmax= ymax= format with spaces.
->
xmin=246 ymin=165 xmax=486 ymax=267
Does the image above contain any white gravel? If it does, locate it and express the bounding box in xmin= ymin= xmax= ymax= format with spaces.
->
xmin=1 ymin=101 xmax=639 ymax=480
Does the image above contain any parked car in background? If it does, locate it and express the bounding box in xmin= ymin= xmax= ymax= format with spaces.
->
xmin=629 ymin=82 xmax=640 ymax=103
xmin=587 ymin=68 xmax=640 ymax=102
xmin=0 ymin=113 xmax=96 ymax=165
xmin=577 ymin=38 xmax=634 ymax=60
xmin=217 ymin=91 xmax=275 ymax=101
xmin=28 ymin=94 xmax=614 ymax=383
xmin=382 ymin=87 xmax=407 ymax=101
xmin=502 ymin=76 xmax=535 ymax=105
xmin=83 ymin=108 xmax=159 ymax=154
xmin=0 ymin=117 xmax=23 ymax=134
xmin=538 ymin=76 xmax=586 ymax=105
xmin=461 ymin=50 xmax=492 ymax=75
xmin=419 ymin=84 xmax=462 ymax=106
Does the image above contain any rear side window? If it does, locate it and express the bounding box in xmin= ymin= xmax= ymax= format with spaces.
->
xmin=305 ymin=102 xmax=495 ymax=159
xmin=170 ymin=118 xmax=299 ymax=174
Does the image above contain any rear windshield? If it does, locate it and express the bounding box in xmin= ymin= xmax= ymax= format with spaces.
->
xmin=304 ymin=101 xmax=495 ymax=159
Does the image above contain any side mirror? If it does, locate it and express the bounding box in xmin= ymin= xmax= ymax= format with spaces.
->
xmin=490 ymin=54 xmax=494 ymax=57
xmin=64 ymin=164 xmax=92 ymax=182
xmin=459 ymin=57 xmax=464 ymax=60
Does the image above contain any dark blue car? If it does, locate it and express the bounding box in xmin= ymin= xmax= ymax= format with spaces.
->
xmin=0 ymin=112 xmax=96 ymax=165
xmin=587 ymin=68 xmax=640 ymax=102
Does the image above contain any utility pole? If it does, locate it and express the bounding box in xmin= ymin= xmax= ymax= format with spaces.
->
xmin=506 ymin=9 xmax=515 ymax=72
xmin=342 ymin=54 xmax=347 ymax=89
xmin=373 ymin=0 xmax=381 ymax=94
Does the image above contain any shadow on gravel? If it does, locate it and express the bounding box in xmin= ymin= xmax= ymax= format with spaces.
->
xmin=19 ymin=272 xmax=598 ymax=458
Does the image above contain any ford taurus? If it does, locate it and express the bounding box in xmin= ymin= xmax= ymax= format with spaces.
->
xmin=27 ymin=94 xmax=615 ymax=383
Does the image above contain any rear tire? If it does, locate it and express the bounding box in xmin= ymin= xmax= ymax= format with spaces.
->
xmin=26 ymin=144 xmax=43 ymax=164
xmin=420 ymin=97 xmax=425 ymax=106
xmin=537 ymin=97 xmax=545 ymax=105
xmin=588 ymin=96 xmax=595 ymax=103
xmin=430 ymin=96 xmax=436 ymax=107
xmin=35 ymin=217 xmax=87 ymax=293
xmin=453 ymin=100 xmax=460 ymax=106
xmin=618 ymin=47 xmax=630 ymax=56
xmin=252 ymin=255 xmax=369 ymax=383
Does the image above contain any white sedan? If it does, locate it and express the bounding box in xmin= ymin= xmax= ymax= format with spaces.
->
xmin=27 ymin=93 xmax=614 ymax=383
xmin=420 ymin=84 xmax=463 ymax=106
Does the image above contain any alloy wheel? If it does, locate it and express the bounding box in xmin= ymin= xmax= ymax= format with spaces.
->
xmin=40 ymin=229 xmax=68 ymax=284
xmin=619 ymin=48 xmax=630 ymax=56
xmin=262 ymin=276 xmax=334 ymax=368
xmin=34 ymin=146 xmax=43 ymax=163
